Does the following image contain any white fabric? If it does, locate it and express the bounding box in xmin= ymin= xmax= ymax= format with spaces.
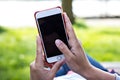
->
xmin=54 ymin=72 xmax=86 ymax=80
xmin=115 ymin=74 xmax=120 ymax=80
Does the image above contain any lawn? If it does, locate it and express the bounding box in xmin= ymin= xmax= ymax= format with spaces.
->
xmin=74 ymin=26 xmax=120 ymax=61
xmin=0 ymin=22 xmax=120 ymax=80
xmin=0 ymin=27 xmax=37 ymax=80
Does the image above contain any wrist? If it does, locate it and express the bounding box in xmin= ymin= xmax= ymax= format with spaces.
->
xmin=78 ymin=65 xmax=115 ymax=80
xmin=77 ymin=65 xmax=94 ymax=79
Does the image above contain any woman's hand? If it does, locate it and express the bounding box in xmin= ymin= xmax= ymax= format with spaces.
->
xmin=55 ymin=13 xmax=92 ymax=75
xmin=55 ymin=13 xmax=115 ymax=80
xmin=30 ymin=37 xmax=64 ymax=80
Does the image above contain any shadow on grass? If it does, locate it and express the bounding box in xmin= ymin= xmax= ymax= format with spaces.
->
xmin=73 ymin=19 xmax=88 ymax=29
xmin=0 ymin=26 xmax=7 ymax=33
xmin=74 ymin=22 xmax=87 ymax=28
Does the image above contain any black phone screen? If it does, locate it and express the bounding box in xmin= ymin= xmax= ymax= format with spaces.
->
xmin=37 ymin=13 xmax=68 ymax=58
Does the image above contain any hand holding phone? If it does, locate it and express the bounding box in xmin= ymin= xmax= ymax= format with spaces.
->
xmin=35 ymin=7 xmax=69 ymax=63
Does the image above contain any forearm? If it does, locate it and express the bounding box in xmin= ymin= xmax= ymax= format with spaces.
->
xmin=79 ymin=65 xmax=115 ymax=80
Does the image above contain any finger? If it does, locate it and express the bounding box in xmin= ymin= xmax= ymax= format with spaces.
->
xmin=55 ymin=39 xmax=73 ymax=59
xmin=30 ymin=61 xmax=35 ymax=79
xmin=30 ymin=61 xmax=35 ymax=71
xmin=35 ymin=36 xmax=44 ymax=67
xmin=63 ymin=13 xmax=78 ymax=46
xmin=50 ymin=59 xmax=65 ymax=76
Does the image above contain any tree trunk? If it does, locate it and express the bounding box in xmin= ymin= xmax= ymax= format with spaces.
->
xmin=62 ymin=0 xmax=75 ymax=24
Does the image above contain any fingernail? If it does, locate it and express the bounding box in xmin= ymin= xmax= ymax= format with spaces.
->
xmin=55 ymin=39 xmax=62 ymax=47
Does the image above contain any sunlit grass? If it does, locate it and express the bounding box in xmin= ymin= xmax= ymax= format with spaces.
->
xmin=74 ymin=26 xmax=120 ymax=61
xmin=0 ymin=27 xmax=37 ymax=80
xmin=0 ymin=24 xmax=120 ymax=80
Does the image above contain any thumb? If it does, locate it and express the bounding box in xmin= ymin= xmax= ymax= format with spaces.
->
xmin=50 ymin=59 xmax=65 ymax=76
xmin=55 ymin=39 xmax=73 ymax=58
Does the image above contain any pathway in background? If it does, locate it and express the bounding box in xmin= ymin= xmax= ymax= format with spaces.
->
xmin=85 ymin=18 xmax=120 ymax=27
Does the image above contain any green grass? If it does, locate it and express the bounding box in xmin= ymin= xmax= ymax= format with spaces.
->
xmin=0 ymin=27 xmax=37 ymax=80
xmin=74 ymin=27 xmax=120 ymax=61
xmin=0 ymin=22 xmax=120 ymax=80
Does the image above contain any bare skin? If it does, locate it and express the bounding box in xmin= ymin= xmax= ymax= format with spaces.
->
xmin=30 ymin=13 xmax=116 ymax=80
xmin=30 ymin=37 xmax=65 ymax=80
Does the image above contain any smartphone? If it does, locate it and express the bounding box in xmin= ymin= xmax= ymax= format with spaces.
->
xmin=35 ymin=7 xmax=69 ymax=63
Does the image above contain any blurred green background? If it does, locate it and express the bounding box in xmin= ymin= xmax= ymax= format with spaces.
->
xmin=0 ymin=0 xmax=120 ymax=80
xmin=0 ymin=20 xmax=120 ymax=80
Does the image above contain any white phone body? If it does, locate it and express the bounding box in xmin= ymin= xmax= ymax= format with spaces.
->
xmin=35 ymin=7 xmax=68 ymax=63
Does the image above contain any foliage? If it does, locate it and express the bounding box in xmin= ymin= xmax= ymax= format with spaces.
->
xmin=0 ymin=26 xmax=7 ymax=33
xmin=74 ymin=26 xmax=120 ymax=61
xmin=0 ymin=23 xmax=120 ymax=79
xmin=0 ymin=28 xmax=37 ymax=80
